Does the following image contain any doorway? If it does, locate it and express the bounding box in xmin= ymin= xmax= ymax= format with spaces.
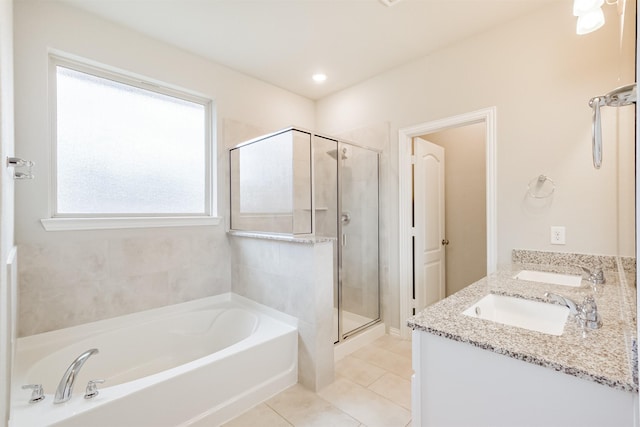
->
xmin=398 ymin=108 xmax=498 ymax=339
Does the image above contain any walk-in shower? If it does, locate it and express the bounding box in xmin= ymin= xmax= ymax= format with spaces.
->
xmin=314 ymin=135 xmax=380 ymax=343
xmin=229 ymin=128 xmax=381 ymax=344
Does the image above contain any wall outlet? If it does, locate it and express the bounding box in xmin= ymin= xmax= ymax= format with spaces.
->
xmin=550 ymin=226 xmax=566 ymax=245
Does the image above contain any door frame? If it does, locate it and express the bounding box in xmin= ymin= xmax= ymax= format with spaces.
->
xmin=398 ymin=107 xmax=497 ymax=339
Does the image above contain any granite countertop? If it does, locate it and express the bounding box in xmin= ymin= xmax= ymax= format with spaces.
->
xmin=228 ymin=230 xmax=335 ymax=244
xmin=407 ymin=253 xmax=638 ymax=393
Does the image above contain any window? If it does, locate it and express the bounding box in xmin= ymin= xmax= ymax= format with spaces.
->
xmin=42 ymin=56 xmax=218 ymax=231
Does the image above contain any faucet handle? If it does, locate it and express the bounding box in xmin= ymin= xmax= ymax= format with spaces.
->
xmin=580 ymin=265 xmax=606 ymax=285
xmin=578 ymin=296 xmax=602 ymax=329
xmin=22 ymin=384 xmax=45 ymax=404
xmin=84 ymin=379 xmax=105 ymax=400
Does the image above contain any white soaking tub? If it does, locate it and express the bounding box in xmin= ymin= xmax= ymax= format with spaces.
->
xmin=10 ymin=293 xmax=298 ymax=427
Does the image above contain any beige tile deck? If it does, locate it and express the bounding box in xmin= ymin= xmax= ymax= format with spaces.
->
xmin=222 ymin=334 xmax=412 ymax=427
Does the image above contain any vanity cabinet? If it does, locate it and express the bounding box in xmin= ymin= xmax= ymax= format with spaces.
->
xmin=412 ymin=331 xmax=637 ymax=427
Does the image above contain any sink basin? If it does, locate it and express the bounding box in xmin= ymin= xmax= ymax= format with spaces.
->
xmin=462 ymin=294 xmax=569 ymax=336
xmin=513 ymin=270 xmax=582 ymax=287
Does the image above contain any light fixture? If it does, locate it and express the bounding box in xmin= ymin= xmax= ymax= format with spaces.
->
xmin=573 ymin=0 xmax=625 ymax=35
xmin=312 ymin=73 xmax=327 ymax=83
xmin=573 ymin=0 xmax=604 ymax=16
xmin=576 ymin=7 xmax=605 ymax=34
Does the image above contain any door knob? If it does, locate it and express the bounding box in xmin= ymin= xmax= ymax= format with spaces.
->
xmin=442 ymin=239 xmax=449 ymax=246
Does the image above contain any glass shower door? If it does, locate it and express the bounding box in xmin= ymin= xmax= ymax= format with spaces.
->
xmin=312 ymin=136 xmax=340 ymax=343
xmin=339 ymin=143 xmax=379 ymax=338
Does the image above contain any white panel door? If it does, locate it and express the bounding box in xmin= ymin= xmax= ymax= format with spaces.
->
xmin=414 ymin=137 xmax=445 ymax=312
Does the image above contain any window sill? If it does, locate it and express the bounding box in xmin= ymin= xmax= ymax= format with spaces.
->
xmin=40 ymin=216 xmax=222 ymax=231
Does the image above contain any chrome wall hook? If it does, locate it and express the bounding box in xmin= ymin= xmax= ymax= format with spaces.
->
xmin=6 ymin=156 xmax=34 ymax=180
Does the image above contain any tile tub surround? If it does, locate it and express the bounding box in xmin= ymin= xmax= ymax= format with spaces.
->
xmin=230 ymin=233 xmax=335 ymax=391
xmin=407 ymin=254 xmax=638 ymax=393
xmin=17 ymin=229 xmax=231 ymax=336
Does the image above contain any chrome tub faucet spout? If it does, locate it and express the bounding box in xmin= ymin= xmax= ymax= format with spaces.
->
xmin=54 ymin=348 xmax=99 ymax=404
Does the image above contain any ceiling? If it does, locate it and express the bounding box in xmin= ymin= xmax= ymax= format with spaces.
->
xmin=60 ymin=0 xmax=563 ymax=100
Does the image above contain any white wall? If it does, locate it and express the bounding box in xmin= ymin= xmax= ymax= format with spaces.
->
xmin=13 ymin=0 xmax=315 ymax=336
xmin=316 ymin=2 xmax=636 ymax=330
xmin=0 ymin=0 xmax=15 ymax=422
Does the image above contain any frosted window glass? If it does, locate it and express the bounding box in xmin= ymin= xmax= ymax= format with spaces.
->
xmin=56 ymin=66 xmax=207 ymax=215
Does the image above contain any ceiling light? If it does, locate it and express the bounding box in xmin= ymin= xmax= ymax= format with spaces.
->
xmin=378 ymin=0 xmax=405 ymax=7
xmin=573 ymin=0 xmax=604 ymax=16
xmin=576 ymin=7 xmax=605 ymax=34
xmin=312 ymin=73 xmax=327 ymax=83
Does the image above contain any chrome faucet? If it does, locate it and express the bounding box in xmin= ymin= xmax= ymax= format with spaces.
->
xmin=580 ymin=265 xmax=606 ymax=285
xmin=544 ymin=292 xmax=579 ymax=315
xmin=54 ymin=348 xmax=99 ymax=404
xmin=544 ymin=292 xmax=602 ymax=331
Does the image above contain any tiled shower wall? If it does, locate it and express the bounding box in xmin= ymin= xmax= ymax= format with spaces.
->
xmin=17 ymin=227 xmax=231 ymax=336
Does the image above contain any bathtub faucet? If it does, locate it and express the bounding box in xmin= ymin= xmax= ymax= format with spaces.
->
xmin=54 ymin=348 xmax=99 ymax=404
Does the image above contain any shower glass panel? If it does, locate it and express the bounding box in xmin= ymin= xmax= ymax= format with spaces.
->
xmin=313 ymin=136 xmax=339 ymax=343
xmin=339 ymin=143 xmax=380 ymax=338
xmin=229 ymin=129 xmax=312 ymax=234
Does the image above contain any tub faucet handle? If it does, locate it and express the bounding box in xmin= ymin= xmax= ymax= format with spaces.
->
xmin=22 ymin=384 xmax=45 ymax=404
xmin=84 ymin=379 xmax=105 ymax=400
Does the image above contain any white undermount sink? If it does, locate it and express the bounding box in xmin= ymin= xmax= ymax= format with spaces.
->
xmin=513 ymin=270 xmax=582 ymax=287
xmin=462 ymin=294 xmax=569 ymax=336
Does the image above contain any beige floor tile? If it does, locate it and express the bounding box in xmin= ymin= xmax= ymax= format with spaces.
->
xmin=267 ymin=384 xmax=361 ymax=427
xmin=368 ymin=372 xmax=411 ymax=410
xmin=222 ymin=403 xmax=292 ymax=427
xmin=371 ymin=334 xmax=402 ymax=348
xmin=318 ymin=377 xmax=411 ymax=427
xmin=351 ymin=345 xmax=413 ymax=380
xmin=335 ymin=354 xmax=387 ymax=387
xmin=371 ymin=335 xmax=413 ymax=358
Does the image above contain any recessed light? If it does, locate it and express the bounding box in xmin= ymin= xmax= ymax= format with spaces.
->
xmin=312 ymin=73 xmax=327 ymax=83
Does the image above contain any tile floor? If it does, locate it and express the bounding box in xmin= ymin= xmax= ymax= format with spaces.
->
xmin=223 ymin=334 xmax=412 ymax=427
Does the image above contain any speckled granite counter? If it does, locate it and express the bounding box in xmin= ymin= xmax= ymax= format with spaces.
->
xmin=407 ymin=250 xmax=638 ymax=393
xmin=228 ymin=230 xmax=334 ymax=244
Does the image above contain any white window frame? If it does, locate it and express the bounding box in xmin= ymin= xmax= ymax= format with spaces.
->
xmin=41 ymin=54 xmax=220 ymax=231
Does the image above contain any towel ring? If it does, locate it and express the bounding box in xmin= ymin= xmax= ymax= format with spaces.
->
xmin=527 ymin=175 xmax=555 ymax=199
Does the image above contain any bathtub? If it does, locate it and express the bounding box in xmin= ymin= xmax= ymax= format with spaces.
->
xmin=9 ymin=293 xmax=298 ymax=427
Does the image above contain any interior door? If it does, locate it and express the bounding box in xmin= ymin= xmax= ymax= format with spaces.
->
xmin=413 ymin=137 xmax=445 ymax=312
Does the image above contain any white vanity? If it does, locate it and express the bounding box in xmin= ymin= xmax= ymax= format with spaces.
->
xmin=408 ymin=250 xmax=638 ymax=427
